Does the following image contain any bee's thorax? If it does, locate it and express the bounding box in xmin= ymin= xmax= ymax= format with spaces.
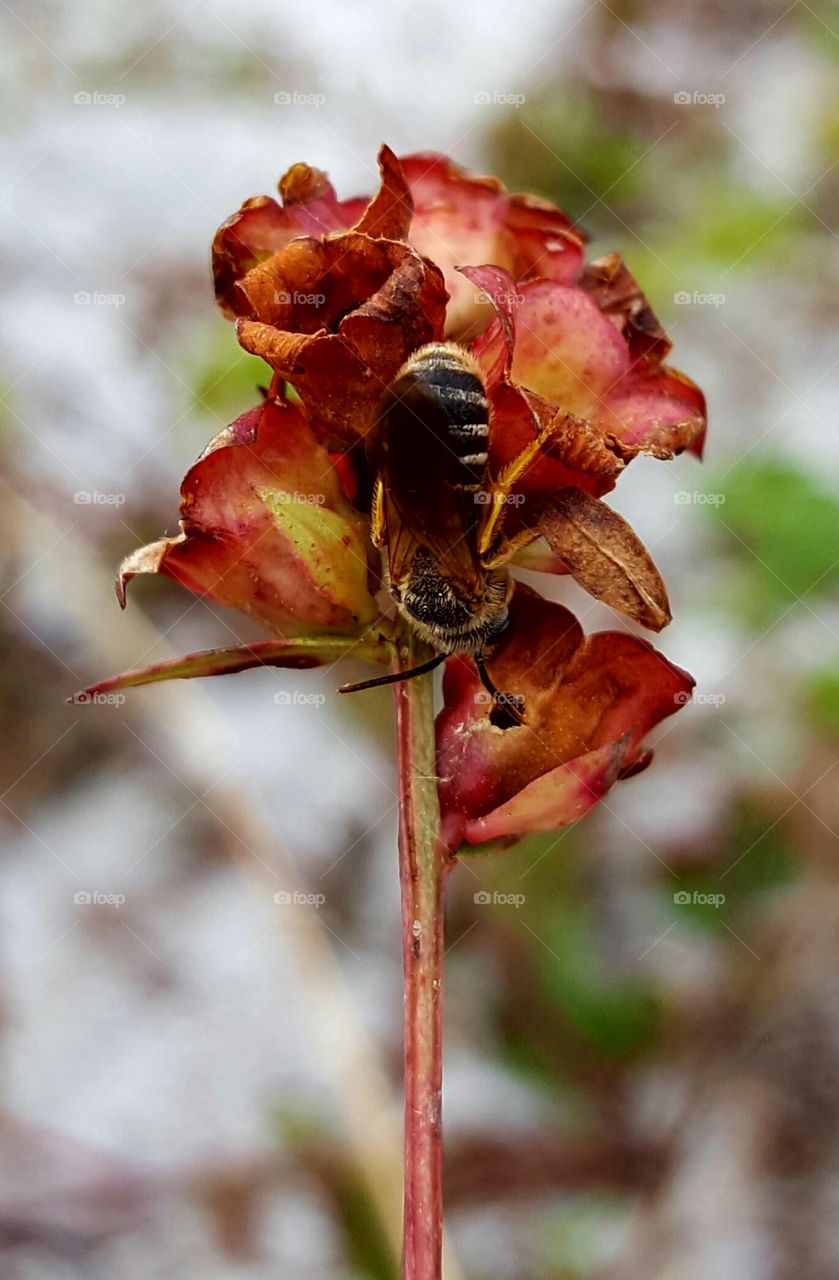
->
xmin=392 ymin=551 xmax=510 ymax=654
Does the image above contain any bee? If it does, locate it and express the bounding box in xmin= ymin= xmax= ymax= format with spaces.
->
xmin=340 ymin=342 xmax=525 ymax=725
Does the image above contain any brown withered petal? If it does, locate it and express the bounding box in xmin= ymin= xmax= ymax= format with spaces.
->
xmin=118 ymin=397 xmax=380 ymax=633
xmin=350 ymin=144 xmax=413 ymax=240
xmin=212 ymin=145 xmax=407 ymax=316
xmin=579 ymin=252 xmax=671 ymax=364
xmin=519 ymin=389 xmax=627 ymax=488
xmin=537 ymin=489 xmax=671 ymax=631
xmin=235 ymin=322 xmax=384 ymax=448
xmin=489 ymin=386 xmax=622 ymax=507
xmin=235 ymin=235 xmax=447 ymax=446
xmin=213 ymin=179 xmax=367 ymax=319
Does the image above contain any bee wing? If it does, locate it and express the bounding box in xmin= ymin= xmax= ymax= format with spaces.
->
xmin=369 ymin=373 xmax=487 ymax=596
xmin=379 ymin=484 xmax=482 ymax=594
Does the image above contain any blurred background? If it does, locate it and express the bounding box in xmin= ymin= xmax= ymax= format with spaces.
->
xmin=2 ymin=0 xmax=839 ymax=1276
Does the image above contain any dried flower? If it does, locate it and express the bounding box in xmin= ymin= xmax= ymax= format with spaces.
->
xmin=76 ymin=144 xmax=706 ymax=848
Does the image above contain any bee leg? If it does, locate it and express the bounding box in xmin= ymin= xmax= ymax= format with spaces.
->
xmin=475 ymin=652 xmax=525 ymax=728
xmin=339 ymin=651 xmax=447 ymax=695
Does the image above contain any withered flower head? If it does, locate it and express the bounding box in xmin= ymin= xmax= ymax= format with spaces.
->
xmin=76 ymin=145 xmax=706 ymax=850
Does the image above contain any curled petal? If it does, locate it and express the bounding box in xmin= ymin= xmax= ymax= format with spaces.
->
xmin=579 ymin=252 xmax=670 ymax=364
xmin=595 ymin=366 xmax=707 ymax=459
xmin=234 ymin=232 xmax=399 ymax=331
xmin=212 ymin=144 xmax=406 ymax=315
xmin=523 ymin=394 xmax=621 ymax=478
xmin=69 ymin=633 xmax=392 ymax=702
xmin=458 ymin=264 xmax=518 ymax=385
xmin=234 ymin=235 xmax=447 ymax=445
xmin=455 ymin=741 xmax=628 ymax=846
xmin=118 ymin=398 xmax=380 ymax=632
xmin=437 ymin=587 xmax=692 ymax=847
xmin=213 ymin=175 xmax=366 ymax=318
xmin=351 ymin=144 xmax=413 ymax=240
xmin=537 ymin=488 xmax=671 ymax=631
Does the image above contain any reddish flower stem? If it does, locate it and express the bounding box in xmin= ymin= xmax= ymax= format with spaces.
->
xmin=394 ymin=642 xmax=452 ymax=1280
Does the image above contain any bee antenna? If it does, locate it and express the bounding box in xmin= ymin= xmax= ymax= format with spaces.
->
xmin=339 ymin=651 xmax=447 ymax=695
xmin=475 ymin=652 xmax=526 ymax=727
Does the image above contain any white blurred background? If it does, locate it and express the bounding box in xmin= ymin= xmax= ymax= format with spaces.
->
xmin=2 ymin=1 xmax=839 ymax=1276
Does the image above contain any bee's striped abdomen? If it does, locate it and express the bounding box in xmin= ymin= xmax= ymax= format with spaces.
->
xmin=401 ymin=343 xmax=490 ymax=489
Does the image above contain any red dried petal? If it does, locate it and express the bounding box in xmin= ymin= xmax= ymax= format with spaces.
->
xmin=469 ymin=267 xmax=707 ymax=486
xmin=437 ymin=586 xmax=693 ymax=846
xmin=453 ymin=741 xmax=628 ymax=846
xmin=118 ymin=398 xmax=380 ymax=632
xmin=509 ymin=281 xmax=630 ymax=414
xmin=399 ymin=152 xmax=585 ymax=338
xmin=595 ymin=366 xmax=707 ymax=459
